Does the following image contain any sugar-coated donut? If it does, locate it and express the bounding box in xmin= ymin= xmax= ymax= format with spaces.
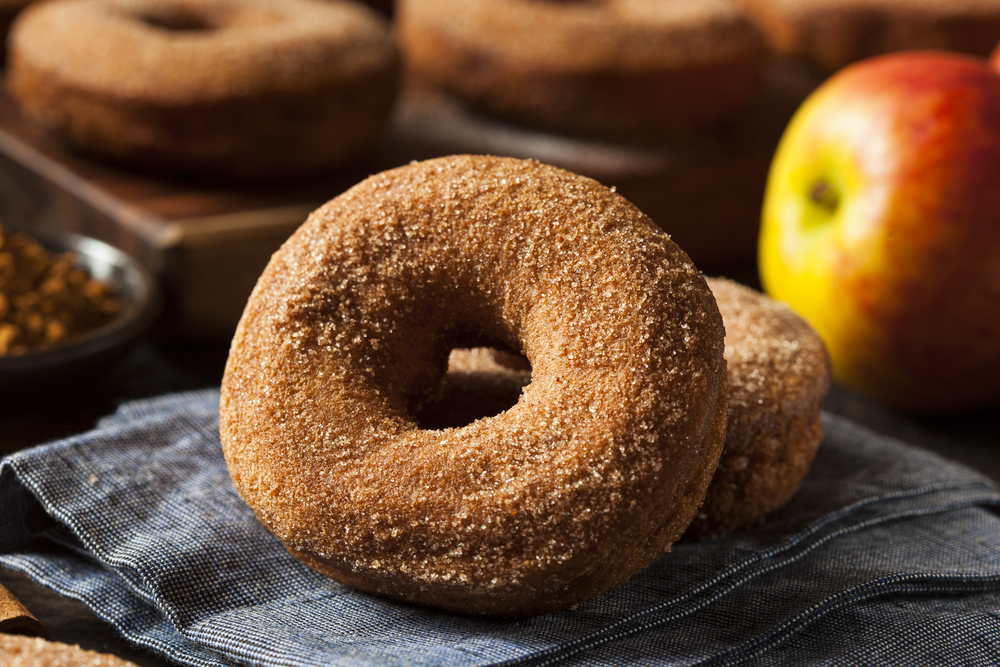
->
xmin=685 ymin=278 xmax=831 ymax=539
xmin=738 ymin=0 xmax=1000 ymax=72
xmin=396 ymin=0 xmax=766 ymax=138
xmin=220 ymin=155 xmax=729 ymax=617
xmin=0 ymin=635 xmax=142 ymax=667
xmin=7 ymin=0 xmax=399 ymax=181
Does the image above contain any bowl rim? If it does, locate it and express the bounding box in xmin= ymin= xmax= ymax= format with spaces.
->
xmin=0 ymin=225 xmax=160 ymax=371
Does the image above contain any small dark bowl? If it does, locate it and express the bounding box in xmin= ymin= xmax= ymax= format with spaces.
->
xmin=0 ymin=227 xmax=159 ymax=403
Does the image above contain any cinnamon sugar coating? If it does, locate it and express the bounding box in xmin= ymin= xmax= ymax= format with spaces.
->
xmin=220 ymin=155 xmax=728 ymax=617
xmin=396 ymin=0 xmax=766 ymax=138
xmin=684 ymin=278 xmax=831 ymax=539
xmin=0 ymin=635 xmax=142 ymax=667
xmin=7 ymin=0 xmax=399 ymax=181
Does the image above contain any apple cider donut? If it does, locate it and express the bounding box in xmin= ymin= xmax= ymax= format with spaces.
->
xmin=738 ymin=0 xmax=1000 ymax=72
xmin=220 ymin=155 xmax=729 ymax=617
xmin=684 ymin=278 xmax=831 ymax=539
xmin=396 ymin=0 xmax=766 ymax=138
xmin=0 ymin=635 xmax=143 ymax=667
xmin=6 ymin=0 xmax=399 ymax=181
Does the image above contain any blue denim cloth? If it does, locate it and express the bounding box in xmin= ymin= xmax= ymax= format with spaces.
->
xmin=2 ymin=389 xmax=1000 ymax=666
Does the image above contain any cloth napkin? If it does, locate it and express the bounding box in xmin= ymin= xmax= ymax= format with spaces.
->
xmin=3 ymin=389 xmax=1000 ymax=667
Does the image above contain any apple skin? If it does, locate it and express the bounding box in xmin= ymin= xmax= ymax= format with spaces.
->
xmin=759 ymin=51 xmax=1000 ymax=414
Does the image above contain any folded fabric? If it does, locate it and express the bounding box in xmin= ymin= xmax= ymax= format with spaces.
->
xmin=2 ymin=389 xmax=1000 ymax=666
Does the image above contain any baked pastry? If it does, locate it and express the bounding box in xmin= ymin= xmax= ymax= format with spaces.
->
xmin=684 ymin=278 xmax=831 ymax=539
xmin=220 ymin=154 xmax=729 ymax=617
xmin=7 ymin=0 xmax=400 ymax=181
xmin=0 ymin=634 xmax=142 ymax=667
xmin=739 ymin=0 xmax=1000 ymax=72
xmin=396 ymin=0 xmax=767 ymax=138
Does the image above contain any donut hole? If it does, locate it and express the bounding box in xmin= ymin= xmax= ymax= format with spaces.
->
xmin=137 ymin=9 xmax=219 ymax=33
xmin=413 ymin=347 xmax=532 ymax=430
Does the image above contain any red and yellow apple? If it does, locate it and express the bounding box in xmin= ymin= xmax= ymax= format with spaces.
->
xmin=758 ymin=51 xmax=1000 ymax=414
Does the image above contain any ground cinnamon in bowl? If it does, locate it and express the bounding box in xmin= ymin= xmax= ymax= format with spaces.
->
xmin=0 ymin=224 xmax=123 ymax=356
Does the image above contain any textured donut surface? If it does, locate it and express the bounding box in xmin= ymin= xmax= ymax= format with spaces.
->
xmin=685 ymin=278 xmax=831 ymax=539
xmin=220 ymin=155 xmax=728 ymax=617
xmin=7 ymin=0 xmax=399 ymax=180
xmin=0 ymin=635 xmax=143 ymax=667
xmin=396 ymin=0 xmax=765 ymax=137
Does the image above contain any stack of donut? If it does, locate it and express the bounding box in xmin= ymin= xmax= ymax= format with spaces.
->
xmin=397 ymin=0 xmax=1000 ymax=136
xmin=220 ymin=155 xmax=832 ymax=618
xmin=6 ymin=0 xmax=400 ymax=181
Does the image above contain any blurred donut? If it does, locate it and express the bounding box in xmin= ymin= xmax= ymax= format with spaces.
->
xmin=0 ymin=1 xmax=32 ymax=56
xmin=738 ymin=0 xmax=1000 ymax=72
xmin=7 ymin=0 xmax=399 ymax=181
xmin=684 ymin=278 xmax=831 ymax=539
xmin=396 ymin=0 xmax=766 ymax=138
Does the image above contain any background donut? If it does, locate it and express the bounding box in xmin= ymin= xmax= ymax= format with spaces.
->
xmin=684 ymin=278 xmax=831 ymax=539
xmin=414 ymin=348 xmax=532 ymax=430
xmin=220 ymin=155 xmax=729 ymax=617
xmin=738 ymin=0 xmax=1000 ymax=72
xmin=396 ymin=0 xmax=767 ymax=139
xmin=6 ymin=0 xmax=400 ymax=182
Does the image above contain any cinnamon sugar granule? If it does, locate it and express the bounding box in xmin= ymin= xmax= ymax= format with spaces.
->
xmin=0 ymin=224 xmax=122 ymax=356
xmin=0 ymin=634 xmax=143 ymax=667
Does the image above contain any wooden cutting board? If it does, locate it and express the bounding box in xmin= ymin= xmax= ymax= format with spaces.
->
xmin=0 ymin=66 xmax=816 ymax=338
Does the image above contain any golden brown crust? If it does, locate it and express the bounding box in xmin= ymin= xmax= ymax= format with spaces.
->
xmin=7 ymin=0 xmax=399 ymax=181
xmin=220 ymin=155 xmax=728 ymax=617
xmin=684 ymin=278 xmax=831 ymax=539
xmin=396 ymin=0 xmax=766 ymax=138
xmin=0 ymin=635 xmax=142 ymax=667
xmin=738 ymin=0 xmax=1000 ymax=72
